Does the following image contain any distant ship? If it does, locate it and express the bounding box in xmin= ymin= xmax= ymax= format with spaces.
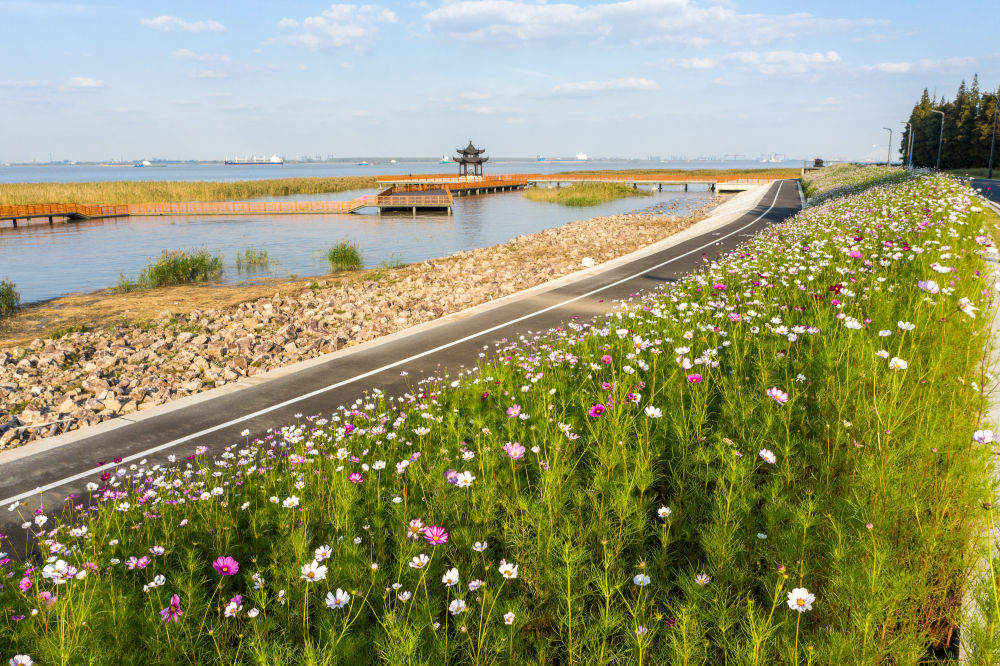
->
xmin=439 ymin=155 xmax=451 ymax=164
xmin=224 ymin=154 xmax=284 ymax=165
xmin=358 ymin=160 xmax=371 ymax=166
xmin=135 ymin=160 xmax=152 ymax=167
xmin=575 ymin=152 xmax=588 ymax=161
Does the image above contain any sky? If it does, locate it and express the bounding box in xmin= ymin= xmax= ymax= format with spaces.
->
xmin=1 ymin=0 xmax=997 ymax=163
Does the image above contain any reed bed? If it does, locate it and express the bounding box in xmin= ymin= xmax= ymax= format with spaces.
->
xmin=328 ymin=241 xmax=363 ymax=272
xmin=524 ymin=182 xmax=653 ymax=206
xmin=3 ymin=169 xmax=998 ymax=663
xmin=0 ymin=279 xmax=19 ymax=318
xmin=115 ymin=249 xmax=224 ymax=292
xmin=235 ymin=248 xmax=270 ymax=269
xmin=0 ymin=176 xmax=378 ymax=206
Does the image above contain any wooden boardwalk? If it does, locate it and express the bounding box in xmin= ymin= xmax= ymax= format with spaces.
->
xmin=1 ymin=172 xmax=780 ymax=226
xmin=1 ymin=189 xmax=454 ymax=225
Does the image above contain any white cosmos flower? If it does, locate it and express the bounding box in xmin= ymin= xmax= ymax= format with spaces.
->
xmin=498 ymin=560 xmax=519 ymax=579
xmin=442 ymin=567 xmax=460 ymax=587
xmin=454 ymin=471 xmax=475 ymax=488
xmin=473 ymin=541 xmax=488 ymax=552
xmin=449 ymin=598 xmax=468 ymax=615
xmin=282 ymin=496 xmax=300 ymax=508
xmin=897 ymin=321 xmax=915 ymax=331
xmin=876 ymin=350 xmax=889 ymax=359
xmin=633 ymin=573 xmax=651 ymax=586
xmin=300 ymin=560 xmax=328 ymax=582
xmin=759 ymin=449 xmax=777 ymax=465
xmin=504 ymin=611 xmax=516 ymax=625
xmin=658 ymin=506 xmax=672 ymax=519
xmin=409 ymin=554 xmax=430 ymax=569
xmin=787 ymin=587 xmax=815 ymax=612
xmin=959 ymin=297 xmax=980 ymax=318
xmin=644 ymin=406 xmax=662 ymax=418
xmin=973 ymin=430 xmax=995 ymax=444
xmin=888 ymin=357 xmax=908 ymax=370
xmin=397 ymin=590 xmax=412 ymax=602
xmin=326 ymin=588 xmax=350 ymax=609
xmin=314 ymin=545 xmax=332 ymax=561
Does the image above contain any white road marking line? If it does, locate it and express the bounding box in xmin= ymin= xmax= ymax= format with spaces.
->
xmin=1 ymin=182 xmax=786 ymax=506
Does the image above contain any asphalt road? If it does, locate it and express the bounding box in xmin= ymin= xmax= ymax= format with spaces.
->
xmin=972 ymin=178 xmax=1000 ymax=206
xmin=0 ymin=180 xmax=801 ymax=540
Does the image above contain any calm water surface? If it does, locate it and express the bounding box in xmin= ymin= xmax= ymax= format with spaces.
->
xmin=1 ymin=188 xmax=714 ymax=303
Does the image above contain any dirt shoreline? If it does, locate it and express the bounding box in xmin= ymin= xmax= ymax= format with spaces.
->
xmin=0 ymin=196 xmax=722 ymax=449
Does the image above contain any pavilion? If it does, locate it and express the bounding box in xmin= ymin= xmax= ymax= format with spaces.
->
xmin=455 ymin=141 xmax=488 ymax=177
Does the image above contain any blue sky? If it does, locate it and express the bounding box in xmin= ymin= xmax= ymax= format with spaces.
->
xmin=1 ymin=0 xmax=996 ymax=162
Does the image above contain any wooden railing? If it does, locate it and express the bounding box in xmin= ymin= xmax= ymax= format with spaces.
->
xmin=376 ymin=193 xmax=453 ymax=206
xmin=0 ymin=203 xmax=128 ymax=219
xmin=378 ymin=173 xmax=780 ymax=186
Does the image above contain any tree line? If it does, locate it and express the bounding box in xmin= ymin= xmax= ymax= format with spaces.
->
xmin=901 ymin=75 xmax=999 ymax=169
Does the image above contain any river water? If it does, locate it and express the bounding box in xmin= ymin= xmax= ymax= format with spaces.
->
xmin=0 ymin=160 xmax=795 ymax=304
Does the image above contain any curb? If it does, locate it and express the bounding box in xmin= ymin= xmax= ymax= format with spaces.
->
xmin=0 ymin=185 xmax=776 ymax=466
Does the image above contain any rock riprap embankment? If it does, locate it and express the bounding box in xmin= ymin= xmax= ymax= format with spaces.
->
xmin=0 ymin=201 xmax=717 ymax=449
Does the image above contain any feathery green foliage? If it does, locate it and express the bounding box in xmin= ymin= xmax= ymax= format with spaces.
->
xmin=328 ymin=241 xmax=363 ymax=272
xmin=524 ymin=182 xmax=653 ymax=206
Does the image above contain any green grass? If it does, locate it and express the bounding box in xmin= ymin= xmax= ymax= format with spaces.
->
xmin=949 ymin=167 xmax=998 ymax=179
xmin=524 ymin=182 xmax=654 ymax=206
xmin=328 ymin=241 xmax=363 ymax=272
xmin=46 ymin=324 xmax=91 ymax=339
xmin=115 ymin=249 xmax=224 ymax=292
xmin=0 ymin=278 xmax=19 ymax=318
xmin=235 ymin=247 xmax=270 ymax=269
xmin=4 ymin=172 xmax=999 ymax=663
xmin=0 ymin=176 xmax=378 ymax=206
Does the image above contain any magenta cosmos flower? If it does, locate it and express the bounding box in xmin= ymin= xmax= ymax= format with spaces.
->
xmin=349 ymin=472 xmax=364 ymax=484
xmin=588 ymin=403 xmax=605 ymax=418
xmin=213 ymin=556 xmax=239 ymax=576
xmin=687 ymin=373 xmax=703 ymax=383
xmin=423 ymin=525 xmax=449 ymax=545
xmin=160 ymin=594 xmax=183 ymax=622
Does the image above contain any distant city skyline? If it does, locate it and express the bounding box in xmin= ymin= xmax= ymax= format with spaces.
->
xmin=1 ymin=0 xmax=996 ymax=164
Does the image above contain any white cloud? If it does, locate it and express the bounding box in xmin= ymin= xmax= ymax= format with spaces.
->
xmin=551 ymin=77 xmax=659 ymax=95
xmin=424 ymin=0 xmax=881 ymax=47
xmin=141 ymin=15 xmax=225 ymax=33
xmin=171 ymin=49 xmax=230 ymax=63
xmin=864 ymin=56 xmax=976 ymax=74
xmin=67 ymin=76 xmax=104 ymax=88
xmin=676 ymin=57 xmax=717 ymax=69
xmin=458 ymin=91 xmax=492 ymax=100
xmin=193 ymin=70 xmax=227 ymax=79
xmin=277 ymin=4 xmax=398 ymax=53
xmin=728 ymin=50 xmax=840 ymax=74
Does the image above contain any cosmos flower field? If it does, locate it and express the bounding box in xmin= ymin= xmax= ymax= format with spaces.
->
xmin=3 ymin=168 xmax=999 ymax=663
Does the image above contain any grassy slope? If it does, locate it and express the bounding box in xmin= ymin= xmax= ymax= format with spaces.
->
xmin=3 ymin=169 xmax=997 ymax=663
xmin=523 ymin=182 xmax=654 ymax=206
xmin=0 ymin=176 xmax=379 ymax=205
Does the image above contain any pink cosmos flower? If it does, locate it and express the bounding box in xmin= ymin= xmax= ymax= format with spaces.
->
xmin=406 ymin=519 xmax=426 ymax=539
xmin=503 ymin=442 xmax=526 ymax=460
xmin=160 ymin=594 xmax=183 ymax=622
xmin=713 ymin=283 xmax=726 ymax=291
xmin=728 ymin=313 xmax=742 ymax=322
xmin=18 ymin=577 xmax=31 ymax=592
xmin=766 ymin=387 xmax=789 ymax=404
xmin=349 ymin=472 xmax=364 ymax=484
xmin=687 ymin=374 xmax=703 ymax=383
xmin=588 ymin=403 xmax=605 ymax=418
xmin=213 ymin=556 xmax=239 ymax=576
xmin=601 ymin=355 xmax=612 ymax=364
xmin=424 ymin=525 xmax=449 ymax=545
xmin=506 ymin=405 xmax=521 ymax=418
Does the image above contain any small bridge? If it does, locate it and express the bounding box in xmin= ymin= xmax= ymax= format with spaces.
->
xmin=376 ymin=173 xmax=777 ymax=193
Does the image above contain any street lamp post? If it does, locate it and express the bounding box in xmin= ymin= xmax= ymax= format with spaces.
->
xmin=900 ymin=122 xmax=911 ymax=169
xmin=908 ymin=124 xmax=915 ymax=168
xmin=931 ymin=109 xmax=945 ymax=171
xmin=987 ymin=89 xmax=998 ymax=180
xmin=883 ymin=127 xmax=893 ymax=165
